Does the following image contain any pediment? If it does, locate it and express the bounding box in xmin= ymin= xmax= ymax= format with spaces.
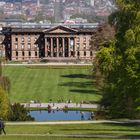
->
xmin=44 ymin=25 xmax=77 ymax=34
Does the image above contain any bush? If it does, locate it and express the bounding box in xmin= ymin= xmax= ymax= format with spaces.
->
xmin=9 ymin=103 xmax=34 ymax=121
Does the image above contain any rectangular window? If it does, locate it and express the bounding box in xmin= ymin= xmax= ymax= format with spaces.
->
xmin=16 ymin=51 xmax=18 ymax=56
xmin=15 ymin=37 xmax=18 ymax=42
xmin=83 ymin=37 xmax=86 ymax=42
xmin=34 ymin=44 xmax=38 ymax=48
xmin=28 ymin=44 xmax=31 ymax=49
xmin=35 ymin=51 xmax=37 ymax=56
xmin=21 ymin=44 xmax=24 ymax=49
xmin=90 ymin=51 xmax=93 ymax=56
xmin=83 ymin=44 xmax=86 ymax=49
xmin=21 ymin=35 xmax=24 ymax=42
xmin=77 ymin=37 xmax=80 ymax=42
xmin=77 ymin=43 xmax=80 ymax=49
xmin=84 ymin=51 xmax=86 ymax=56
xmin=77 ymin=51 xmax=80 ymax=56
xmin=22 ymin=51 xmax=24 ymax=56
xmin=29 ymin=51 xmax=31 ymax=56
xmin=34 ymin=36 xmax=37 ymax=42
xmin=28 ymin=35 xmax=31 ymax=42
xmin=15 ymin=44 xmax=18 ymax=49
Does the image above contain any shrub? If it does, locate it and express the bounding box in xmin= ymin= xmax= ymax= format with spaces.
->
xmin=9 ymin=103 xmax=34 ymax=121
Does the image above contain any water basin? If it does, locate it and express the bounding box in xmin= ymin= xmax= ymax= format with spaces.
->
xmin=29 ymin=110 xmax=92 ymax=121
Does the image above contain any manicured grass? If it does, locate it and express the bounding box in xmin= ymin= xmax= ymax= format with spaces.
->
xmin=27 ymin=107 xmax=97 ymax=111
xmin=4 ymin=123 xmax=140 ymax=136
xmin=0 ymin=137 xmax=129 ymax=140
xmin=0 ymin=136 xmax=128 ymax=140
xmin=0 ymin=123 xmax=139 ymax=140
xmin=3 ymin=66 xmax=101 ymax=103
xmin=1 ymin=123 xmax=139 ymax=140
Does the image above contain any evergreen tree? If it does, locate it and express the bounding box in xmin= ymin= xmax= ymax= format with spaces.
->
xmin=0 ymin=59 xmax=11 ymax=120
xmin=0 ymin=87 xmax=10 ymax=120
xmin=9 ymin=103 xmax=34 ymax=121
xmin=95 ymin=0 xmax=140 ymax=118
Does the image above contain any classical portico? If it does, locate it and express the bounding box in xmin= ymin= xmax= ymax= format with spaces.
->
xmin=44 ymin=26 xmax=77 ymax=58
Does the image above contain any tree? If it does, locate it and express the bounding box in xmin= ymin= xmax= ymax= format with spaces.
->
xmin=0 ymin=87 xmax=10 ymax=120
xmin=91 ymin=23 xmax=115 ymax=88
xmin=90 ymin=23 xmax=115 ymax=51
xmin=0 ymin=58 xmax=11 ymax=120
xmin=34 ymin=11 xmax=46 ymax=23
xmin=70 ymin=14 xmax=108 ymax=23
xmin=0 ymin=59 xmax=10 ymax=93
xmin=94 ymin=0 xmax=140 ymax=118
xmin=9 ymin=103 xmax=34 ymax=121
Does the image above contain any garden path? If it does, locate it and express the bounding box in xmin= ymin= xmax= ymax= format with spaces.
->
xmin=21 ymin=102 xmax=98 ymax=109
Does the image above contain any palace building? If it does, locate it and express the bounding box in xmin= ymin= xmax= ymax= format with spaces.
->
xmin=1 ymin=23 xmax=97 ymax=62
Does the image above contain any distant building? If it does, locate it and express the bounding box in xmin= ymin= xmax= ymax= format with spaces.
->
xmin=37 ymin=0 xmax=40 ymax=7
xmin=2 ymin=23 xmax=98 ymax=61
xmin=90 ymin=0 xmax=95 ymax=7
xmin=54 ymin=0 xmax=63 ymax=23
xmin=0 ymin=31 xmax=5 ymax=57
xmin=0 ymin=19 xmax=23 ymax=26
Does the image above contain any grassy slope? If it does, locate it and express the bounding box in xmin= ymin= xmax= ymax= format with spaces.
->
xmin=0 ymin=137 xmax=129 ymax=140
xmin=4 ymin=123 xmax=140 ymax=135
xmin=3 ymin=66 xmax=101 ymax=103
xmin=0 ymin=137 xmax=132 ymax=140
xmin=0 ymin=123 xmax=139 ymax=140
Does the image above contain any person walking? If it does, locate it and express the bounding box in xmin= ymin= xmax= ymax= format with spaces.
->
xmin=0 ymin=118 xmax=6 ymax=135
xmin=80 ymin=111 xmax=85 ymax=120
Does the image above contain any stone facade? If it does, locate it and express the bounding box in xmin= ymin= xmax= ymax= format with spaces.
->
xmin=0 ymin=32 xmax=5 ymax=58
xmin=2 ymin=25 xmax=96 ymax=61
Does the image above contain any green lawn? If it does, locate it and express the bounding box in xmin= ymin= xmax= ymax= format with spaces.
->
xmin=4 ymin=123 xmax=140 ymax=135
xmin=0 ymin=123 xmax=140 ymax=140
xmin=0 ymin=137 xmax=130 ymax=140
xmin=3 ymin=66 xmax=101 ymax=103
xmin=0 ymin=137 xmax=132 ymax=140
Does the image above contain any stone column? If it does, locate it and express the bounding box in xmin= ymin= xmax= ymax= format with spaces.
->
xmin=45 ymin=38 xmax=48 ymax=57
xmin=74 ymin=37 xmax=77 ymax=58
xmin=57 ymin=37 xmax=59 ymax=57
xmin=68 ymin=37 xmax=71 ymax=57
xmin=62 ymin=37 xmax=65 ymax=57
xmin=51 ymin=37 xmax=53 ymax=57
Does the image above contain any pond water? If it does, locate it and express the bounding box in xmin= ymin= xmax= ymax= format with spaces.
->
xmin=29 ymin=110 xmax=92 ymax=121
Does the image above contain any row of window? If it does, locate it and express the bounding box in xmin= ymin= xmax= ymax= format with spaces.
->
xmin=15 ymin=44 xmax=38 ymax=49
xmin=15 ymin=51 xmax=93 ymax=57
xmin=76 ymin=43 xmax=88 ymax=49
xmin=15 ymin=36 xmax=38 ymax=42
xmin=15 ymin=51 xmax=38 ymax=57
xmin=77 ymin=37 xmax=86 ymax=42
xmin=77 ymin=51 xmax=93 ymax=57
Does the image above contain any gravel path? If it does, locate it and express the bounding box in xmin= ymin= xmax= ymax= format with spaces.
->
xmin=3 ymin=63 xmax=92 ymax=66
xmin=21 ymin=102 xmax=98 ymax=109
xmin=6 ymin=120 xmax=140 ymax=125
